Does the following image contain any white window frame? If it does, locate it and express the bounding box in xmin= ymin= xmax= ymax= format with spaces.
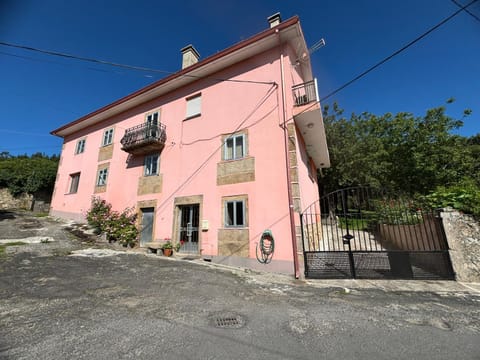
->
xmin=75 ymin=139 xmax=85 ymax=154
xmin=102 ymin=128 xmax=114 ymax=146
xmin=146 ymin=111 xmax=159 ymax=125
xmin=224 ymin=199 xmax=246 ymax=227
xmin=146 ymin=111 xmax=160 ymax=138
xmin=96 ymin=168 xmax=108 ymax=186
xmin=186 ymin=94 xmax=201 ymax=118
xmin=224 ymin=134 xmax=246 ymax=161
xmin=144 ymin=154 xmax=159 ymax=176
xmin=69 ymin=173 xmax=80 ymax=193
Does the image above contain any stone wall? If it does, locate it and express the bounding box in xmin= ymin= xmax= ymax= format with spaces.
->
xmin=441 ymin=209 xmax=480 ymax=283
xmin=0 ymin=188 xmax=33 ymax=210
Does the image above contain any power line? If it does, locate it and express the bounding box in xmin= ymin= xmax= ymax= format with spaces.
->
xmin=0 ymin=41 xmax=275 ymax=86
xmin=0 ymin=50 xmax=156 ymax=78
xmin=320 ymin=0 xmax=479 ymax=102
xmin=450 ymin=0 xmax=480 ymax=22
xmin=0 ymin=129 xmax=52 ymax=137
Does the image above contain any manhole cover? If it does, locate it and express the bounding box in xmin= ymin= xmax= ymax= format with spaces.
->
xmin=209 ymin=312 xmax=245 ymax=329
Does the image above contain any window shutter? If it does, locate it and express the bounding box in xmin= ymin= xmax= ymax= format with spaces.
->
xmin=186 ymin=95 xmax=201 ymax=118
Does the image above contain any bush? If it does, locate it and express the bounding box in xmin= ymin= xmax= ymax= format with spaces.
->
xmin=85 ymin=197 xmax=138 ymax=247
xmin=420 ymin=181 xmax=480 ymax=219
xmin=372 ymin=198 xmax=423 ymax=225
xmin=85 ymin=197 xmax=111 ymax=231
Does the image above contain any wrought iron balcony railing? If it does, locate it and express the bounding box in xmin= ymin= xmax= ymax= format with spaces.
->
xmin=120 ymin=122 xmax=167 ymax=155
xmin=292 ymin=80 xmax=317 ymax=106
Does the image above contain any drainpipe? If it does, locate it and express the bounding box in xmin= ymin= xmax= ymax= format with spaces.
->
xmin=279 ymin=46 xmax=300 ymax=279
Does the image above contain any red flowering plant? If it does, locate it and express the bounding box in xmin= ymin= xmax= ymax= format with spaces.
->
xmin=86 ymin=197 xmax=138 ymax=247
xmin=85 ymin=197 xmax=111 ymax=233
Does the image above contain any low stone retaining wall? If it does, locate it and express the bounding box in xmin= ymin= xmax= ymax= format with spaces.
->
xmin=441 ymin=209 xmax=480 ymax=282
xmin=0 ymin=188 xmax=33 ymax=210
xmin=0 ymin=188 xmax=50 ymax=212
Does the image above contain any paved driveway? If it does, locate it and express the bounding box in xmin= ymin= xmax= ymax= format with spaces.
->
xmin=1 ymin=211 xmax=479 ymax=359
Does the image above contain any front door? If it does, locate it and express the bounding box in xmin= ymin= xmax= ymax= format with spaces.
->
xmin=178 ymin=204 xmax=199 ymax=253
xmin=140 ymin=207 xmax=154 ymax=246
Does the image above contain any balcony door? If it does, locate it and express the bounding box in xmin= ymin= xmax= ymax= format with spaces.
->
xmin=146 ymin=112 xmax=159 ymax=138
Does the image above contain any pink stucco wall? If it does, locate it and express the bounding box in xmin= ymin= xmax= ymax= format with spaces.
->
xmin=51 ymin=44 xmax=322 ymax=265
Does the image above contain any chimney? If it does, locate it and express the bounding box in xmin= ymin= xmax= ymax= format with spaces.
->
xmin=181 ymin=45 xmax=200 ymax=69
xmin=267 ymin=12 xmax=282 ymax=28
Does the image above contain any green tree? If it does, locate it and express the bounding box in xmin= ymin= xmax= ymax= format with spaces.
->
xmin=321 ymin=102 xmax=476 ymax=196
xmin=0 ymin=153 xmax=59 ymax=197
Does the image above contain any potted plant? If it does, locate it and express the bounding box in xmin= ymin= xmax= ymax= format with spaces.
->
xmin=162 ymin=241 xmax=173 ymax=257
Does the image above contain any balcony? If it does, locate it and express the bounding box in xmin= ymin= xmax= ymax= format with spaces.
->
xmin=291 ymin=79 xmax=330 ymax=168
xmin=292 ymin=80 xmax=317 ymax=106
xmin=120 ymin=122 xmax=167 ymax=156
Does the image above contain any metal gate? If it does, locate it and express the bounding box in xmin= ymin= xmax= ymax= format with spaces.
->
xmin=178 ymin=204 xmax=199 ymax=254
xmin=300 ymin=187 xmax=454 ymax=279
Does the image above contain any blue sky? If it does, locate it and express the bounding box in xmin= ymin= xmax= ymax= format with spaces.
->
xmin=1 ymin=0 xmax=479 ymax=156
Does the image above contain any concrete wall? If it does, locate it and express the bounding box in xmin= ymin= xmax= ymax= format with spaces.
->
xmin=441 ymin=209 xmax=480 ymax=282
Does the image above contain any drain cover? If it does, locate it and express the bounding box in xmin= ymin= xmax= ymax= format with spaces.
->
xmin=216 ymin=317 xmax=240 ymax=327
xmin=210 ymin=312 xmax=245 ymax=329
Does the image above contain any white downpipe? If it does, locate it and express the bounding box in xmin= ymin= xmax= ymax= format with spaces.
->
xmin=314 ymin=77 xmax=319 ymax=103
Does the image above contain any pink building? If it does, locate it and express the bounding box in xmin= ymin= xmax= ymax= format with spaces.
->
xmin=50 ymin=14 xmax=329 ymax=276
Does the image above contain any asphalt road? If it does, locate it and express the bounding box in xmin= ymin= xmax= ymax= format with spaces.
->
xmin=1 ymin=211 xmax=479 ymax=359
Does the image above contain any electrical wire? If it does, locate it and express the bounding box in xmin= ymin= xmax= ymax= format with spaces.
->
xmin=320 ymin=0 xmax=479 ymax=102
xmin=0 ymin=41 xmax=275 ymax=85
xmin=450 ymin=0 xmax=480 ymax=22
xmin=151 ymin=83 xmax=278 ymax=218
xmin=0 ymin=49 xmax=155 ymax=79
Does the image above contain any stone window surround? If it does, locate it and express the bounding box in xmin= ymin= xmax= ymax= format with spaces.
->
xmin=75 ymin=138 xmax=86 ymax=155
xmin=221 ymin=129 xmax=248 ymax=162
xmin=68 ymin=172 xmax=80 ymax=194
xmin=144 ymin=154 xmax=160 ymax=176
xmin=102 ymin=128 xmax=114 ymax=147
xmin=222 ymin=194 xmax=248 ymax=228
xmin=94 ymin=163 xmax=109 ymax=193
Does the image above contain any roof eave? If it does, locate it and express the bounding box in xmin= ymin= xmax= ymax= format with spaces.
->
xmin=51 ymin=16 xmax=304 ymax=138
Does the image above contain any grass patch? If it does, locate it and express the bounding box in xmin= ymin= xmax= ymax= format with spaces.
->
xmin=338 ymin=217 xmax=371 ymax=230
xmin=0 ymin=241 xmax=27 ymax=255
xmin=34 ymin=212 xmax=49 ymax=217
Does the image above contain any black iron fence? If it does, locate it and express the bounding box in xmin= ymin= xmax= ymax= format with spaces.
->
xmin=301 ymin=187 xmax=454 ymax=279
xmin=120 ymin=122 xmax=167 ymax=154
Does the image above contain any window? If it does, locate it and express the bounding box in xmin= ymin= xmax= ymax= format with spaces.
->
xmin=96 ymin=168 xmax=108 ymax=186
xmin=144 ymin=154 xmax=159 ymax=176
xmin=224 ymin=134 xmax=245 ymax=160
xmin=102 ymin=128 xmax=114 ymax=146
xmin=69 ymin=173 xmax=80 ymax=193
xmin=75 ymin=139 xmax=85 ymax=154
xmin=225 ymin=200 xmax=245 ymax=227
xmin=186 ymin=94 xmax=201 ymax=118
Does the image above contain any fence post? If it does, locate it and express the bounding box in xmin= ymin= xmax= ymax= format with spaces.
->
xmin=341 ymin=189 xmax=356 ymax=278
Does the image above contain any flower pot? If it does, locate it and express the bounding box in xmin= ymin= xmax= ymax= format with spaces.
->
xmin=163 ymin=248 xmax=173 ymax=257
